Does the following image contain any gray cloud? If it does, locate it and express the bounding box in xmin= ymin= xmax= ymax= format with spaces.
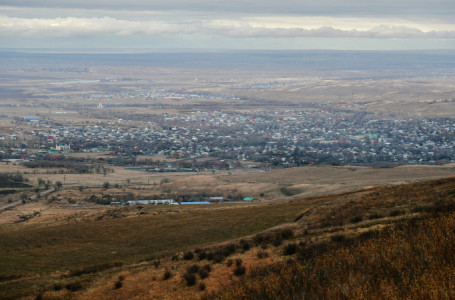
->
xmin=2 ymin=0 xmax=454 ymax=19
xmin=1 ymin=15 xmax=454 ymax=40
xmin=1 ymin=0 xmax=454 ymax=49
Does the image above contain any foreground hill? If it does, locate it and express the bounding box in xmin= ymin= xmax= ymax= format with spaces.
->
xmin=0 ymin=176 xmax=454 ymax=299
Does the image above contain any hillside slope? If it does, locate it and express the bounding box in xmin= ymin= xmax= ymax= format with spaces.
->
xmin=0 ymin=177 xmax=454 ymax=299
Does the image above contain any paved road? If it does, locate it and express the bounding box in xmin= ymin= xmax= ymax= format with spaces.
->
xmin=0 ymin=187 xmax=56 ymax=211
xmin=0 ymin=200 xmax=23 ymax=211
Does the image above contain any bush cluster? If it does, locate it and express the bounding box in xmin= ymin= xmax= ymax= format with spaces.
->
xmin=209 ymin=210 xmax=455 ymax=299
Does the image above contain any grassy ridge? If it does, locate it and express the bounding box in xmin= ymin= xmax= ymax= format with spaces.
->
xmin=210 ymin=211 xmax=455 ymax=299
xmin=208 ymin=177 xmax=455 ymax=299
xmin=0 ymin=202 xmax=311 ymax=276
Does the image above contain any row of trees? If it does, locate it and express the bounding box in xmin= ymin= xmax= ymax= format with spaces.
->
xmin=0 ymin=173 xmax=29 ymax=188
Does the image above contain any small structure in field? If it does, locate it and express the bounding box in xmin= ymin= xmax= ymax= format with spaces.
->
xmin=242 ymin=197 xmax=255 ymax=201
xmin=127 ymin=199 xmax=178 ymax=205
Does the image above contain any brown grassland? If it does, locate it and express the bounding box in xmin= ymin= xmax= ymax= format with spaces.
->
xmin=0 ymin=173 xmax=455 ymax=299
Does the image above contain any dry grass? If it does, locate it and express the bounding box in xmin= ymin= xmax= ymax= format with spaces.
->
xmin=210 ymin=211 xmax=455 ymax=299
xmin=1 ymin=176 xmax=455 ymax=299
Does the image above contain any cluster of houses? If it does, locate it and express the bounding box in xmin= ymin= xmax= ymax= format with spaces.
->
xmin=1 ymin=109 xmax=454 ymax=166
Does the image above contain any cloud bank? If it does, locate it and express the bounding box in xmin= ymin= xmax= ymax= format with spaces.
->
xmin=1 ymin=15 xmax=453 ymax=39
xmin=1 ymin=0 xmax=454 ymax=49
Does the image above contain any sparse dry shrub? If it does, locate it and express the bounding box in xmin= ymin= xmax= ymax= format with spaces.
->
xmin=187 ymin=264 xmax=200 ymax=274
xmin=183 ymin=273 xmax=196 ymax=286
xmin=368 ymin=212 xmax=382 ymax=220
xmin=283 ymin=243 xmax=297 ymax=255
xmin=331 ymin=234 xmax=346 ymax=243
xmin=233 ymin=266 xmax=246 ymax=276
xmin=390 ymin=209 xmax=405 ymax=217
xmin=113 ymin=280 xmax=123 ymax=289
xmin=272 ymin=236 xmax=283 ymax=246
xmin=183 ymin=251 xmax=194 ymax=260
xmin=202 ymin=264 xmax=211 ymax=272
xmin=226 ymin=259 xmax=233 ymax=267
xmin=163 ymin=271 xmax=172 ymax=280
xmin=240 ymin=239 xmax=251 ymax=251
xmin=235 ymin=258 xmax=243 ymax=267
xmin=224 ymin=243 xmax=237 ymax=255
xmin=350 ymin=215 xmax=363 ymax=223
xmin=253 ymin=229 xmax=291 ymax=247
xmin=280 ymin=228 xmax=294 ymax=240
xmin=257 ymin=250 xmax=269 ymax=259
xmin=212 ymin=254 xmax=225 ymax=263
xmin=65 ymin=282 xmax=83 ymax=292
xmin=199 ymin=269 xmax=209 ymax=279
xmin=198 ymin=250 xmax=207 ymax=260
xmin=199 ymin=282 xmax=206 ymax=291
xmin=69 ymin=262 xmax=123 ymax=277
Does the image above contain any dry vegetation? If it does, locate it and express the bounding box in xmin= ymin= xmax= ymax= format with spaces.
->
xmin=1 ymin=175 xmax=455 ymax=299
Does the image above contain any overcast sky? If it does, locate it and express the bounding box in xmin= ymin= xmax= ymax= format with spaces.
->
xmin=1 ymin=0 xmax=454 ymax=50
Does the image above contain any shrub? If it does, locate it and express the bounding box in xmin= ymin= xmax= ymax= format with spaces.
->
xmin=159 ymin=270 xmax=170 ymax=280
xmin=199 ymin=270 xmax=209 ymax=279
xmin=202 ymin=264 xmax=212 ymax=272
xmin=198 ymin=251 xmax=207 ymax=260
xmin=69 ymin=262 xmax=123 ymax=277
xmin=227 ymin=259 xmax=233 ymax=267
xmin=199 ymin=282 xmax=206 ymax=291
xmin=234 ymin=266 xmax=246 ymax=276
xmin=103 ymin=182 xmax=111 ymax=189
xmin=212 ymin=254 xmax=225 ymax=263
xmin=350 ymin=216 xmax=363 ymax=223
xmin=390 ymin=209 xmax=405 ymax=217
xmin=272 ymin=236 xmax=283 ymax=247
xmin=235 ymin=258 xmax=243 ymax=267
xmin=331 ymin=234 xmax=346 ymax=243
xmin=114 ymin=281 xmax=123 ymax=289
xmin=280 ymin=228 xmax=294 ymax=239
xmin=183 ymin=251 xmax=194 ymax=260
xmin=183 ymin=273 xmax=196 ymax=286
xmin=224 ymin=243 xmax=237 ymax=255
xmin=368 ymin=213 xmax=382 ymax=220
xmin=283 ymin=243 xmax=297 ymax=255
xmin=187 ymin=264 xmax=200 ymax=274
xmin=240 ymin=239 xmax=252 ymax=251
xmin=257 ymin=250 xmax=269 ymax=259
xmin=65 ymin=282 xmax=83 ymax=292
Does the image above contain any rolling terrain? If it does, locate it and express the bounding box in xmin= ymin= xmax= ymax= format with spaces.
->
xmin=0 ymin=169 xmax=454 ymax=299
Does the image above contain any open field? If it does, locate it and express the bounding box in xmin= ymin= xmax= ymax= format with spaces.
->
xmin=1 ymin=162 xmax=453 ymax=224
xmin=1 ymin=51 xmax=455 ymax=121
xmin=2 ymin=162 xmax=454 ymax=199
